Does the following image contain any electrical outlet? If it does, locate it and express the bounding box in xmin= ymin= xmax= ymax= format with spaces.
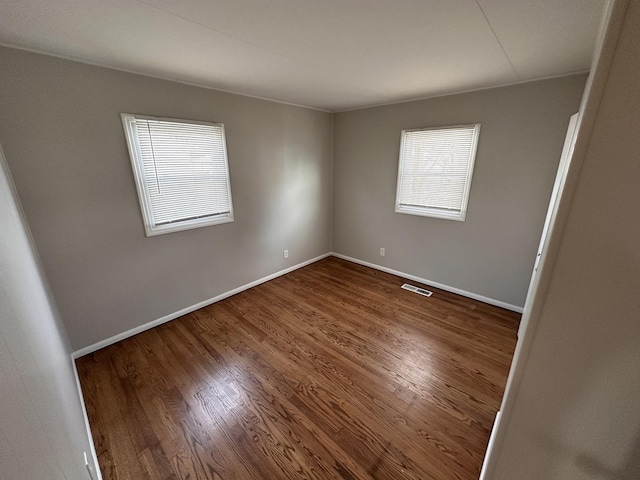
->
xmin=284 ymin=249 xmax=289 ymax=259
xmin=380 ymin=247 xmax=385 ymax=257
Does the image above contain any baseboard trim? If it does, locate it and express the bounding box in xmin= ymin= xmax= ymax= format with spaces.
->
xmin=71 ymin=356 xmax=103 ymax=480
xmin=479 ymin=410 xmax=502 ymax=480
xmin=330 ymin=252 xmax=524 ymax=313
xmin=72 ymin=250 xmax=521 ymax=358
xmin=72 ymin=252 xmax=331 ymax=358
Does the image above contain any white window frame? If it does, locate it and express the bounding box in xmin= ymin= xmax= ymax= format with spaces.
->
xmin=121 ymin=114 xmax=234 ymax=236
xmin=395 ymin=123 xmax=480 ymax=222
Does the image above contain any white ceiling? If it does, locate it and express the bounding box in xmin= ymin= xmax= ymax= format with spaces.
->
xmin=0 ymin=0 xmax=605 ymax=111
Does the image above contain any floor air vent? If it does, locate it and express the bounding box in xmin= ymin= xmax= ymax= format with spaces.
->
xmin=401 ymin=283 xmax=433 ymax=297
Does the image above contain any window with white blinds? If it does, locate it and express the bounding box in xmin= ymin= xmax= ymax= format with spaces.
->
xmin=122 ymin=114 xmax=234 ymax=236
xmin=395 ymin=124 xmax=480 ymax=221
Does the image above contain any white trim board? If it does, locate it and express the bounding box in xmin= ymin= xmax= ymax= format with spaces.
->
xmin=71 ymin=357 xmax=103 ymax=480
xmin=330 ymin=252 xmax=524 ymax=313
xmin=72 ymin=252 xmax=331 ymax=358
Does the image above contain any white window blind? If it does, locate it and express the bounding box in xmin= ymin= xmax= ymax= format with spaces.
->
xmin=395 ymin=124 xmax=480 ymax=221
xmin=122 ymin=114 xmax=234 ymax=236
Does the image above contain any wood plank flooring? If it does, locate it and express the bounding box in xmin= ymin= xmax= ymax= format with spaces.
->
xmin=76 ymin=257 xmax=519 ymax=480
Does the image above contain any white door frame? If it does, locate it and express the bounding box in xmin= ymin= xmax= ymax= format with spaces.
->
xmin=516 ymin=112 xmax=578 ymax=340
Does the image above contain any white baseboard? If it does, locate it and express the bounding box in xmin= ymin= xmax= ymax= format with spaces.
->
xmin=72 ymin=252 xmax=331 ymax=358
xmin=71 ymin=356 xmax=103 ymax=480
xmin=330 ymin=252 xmax=524 ymax=313
xmin=72 ymin=250 xmax=521 ymax=359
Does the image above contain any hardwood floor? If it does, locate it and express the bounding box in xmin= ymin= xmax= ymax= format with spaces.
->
xmin=76 ymin=257 xmax=519 ymax=480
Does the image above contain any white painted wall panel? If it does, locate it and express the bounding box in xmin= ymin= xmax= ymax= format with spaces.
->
xmin=0 ymin=148 xmax=95 ymax=479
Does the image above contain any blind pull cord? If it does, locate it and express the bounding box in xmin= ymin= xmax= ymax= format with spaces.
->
xmin=146 ymin=122 xmax=161 ymax=193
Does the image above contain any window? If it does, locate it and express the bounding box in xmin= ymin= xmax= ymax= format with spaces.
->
xmin=395 ymin=124 xmax=480 ymax=221
xmin=122 ymin=114 xmax=234 ymax=236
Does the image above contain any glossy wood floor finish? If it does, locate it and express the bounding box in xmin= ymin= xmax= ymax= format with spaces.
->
xmin=77 ymin=257 xmax=519 ymax=480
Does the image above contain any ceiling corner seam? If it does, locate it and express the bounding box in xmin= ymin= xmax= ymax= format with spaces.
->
xmin=474 ymin=0 xmax=521 ymax=80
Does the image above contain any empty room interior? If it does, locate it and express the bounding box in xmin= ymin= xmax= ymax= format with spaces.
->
xmin=1 ymin=1 xmax=639 ymax=479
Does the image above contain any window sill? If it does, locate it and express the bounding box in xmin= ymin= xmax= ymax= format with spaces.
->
xmin=395 ymin=205 xmax=466 ymax=222
xmin=144 ymin=214 xmax=234 ymax=237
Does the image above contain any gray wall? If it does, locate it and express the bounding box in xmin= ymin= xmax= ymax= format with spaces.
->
xmin=0 ymin=148 xmax=97 ymax=479
xmin=332 ymin=75 xmax=586 ymax=308
xmin=0 ymin=46 xmax=588 ymax=353
xmin=493 ymin=1 xmax=640 ymax=477
xmin=0 ymin=47 xmax=333 ymax=351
